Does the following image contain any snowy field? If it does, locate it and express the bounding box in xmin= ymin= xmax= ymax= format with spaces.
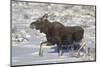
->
xmin=11 ymin=1 xmax=96 ymax=66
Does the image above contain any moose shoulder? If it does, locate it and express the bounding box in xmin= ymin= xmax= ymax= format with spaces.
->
xmin=30 ymin=14 xmax=85 ymax=56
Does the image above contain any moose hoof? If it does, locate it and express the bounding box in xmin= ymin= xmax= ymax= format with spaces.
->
xmin=39 ymin=51 xmax=43 ymax=56
xmin=58 ymin=52 xmax=63 ymax=56
xmin=39 ymin=53 xmax=43 ymax=56
xmin=39 ymin=52 xmax=42 ymax=56
xmin=76 ymin=53 xmax=80 ymax=58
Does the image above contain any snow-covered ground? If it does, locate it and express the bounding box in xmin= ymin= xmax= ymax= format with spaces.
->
xmin=11 ymin=1 xmax=96 ymax=66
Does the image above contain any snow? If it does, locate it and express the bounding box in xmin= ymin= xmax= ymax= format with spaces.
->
xmin=11 ymin=1 xmax=96 ymax=66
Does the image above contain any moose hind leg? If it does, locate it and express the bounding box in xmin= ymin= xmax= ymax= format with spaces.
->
xmin=77 ymin=39 xmax=86 ymax=55
xmin=57 ymin=44 xmax=62 ymax=56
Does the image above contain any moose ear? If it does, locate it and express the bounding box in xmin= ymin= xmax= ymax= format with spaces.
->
xmin=42 ymin=14 xmax=48 ymax=21
xmin=37 ymin=18 xmax=42 ymax=22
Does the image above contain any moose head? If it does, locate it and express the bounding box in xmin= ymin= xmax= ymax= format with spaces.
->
xmin=30 ymin=14 xmax=49 ymax=29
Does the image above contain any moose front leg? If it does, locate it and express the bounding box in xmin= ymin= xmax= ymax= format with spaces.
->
xmin=57 ymin=44 xmax=62 ymax=56
xmin=39 ymin=41 xmax=51 ymax=56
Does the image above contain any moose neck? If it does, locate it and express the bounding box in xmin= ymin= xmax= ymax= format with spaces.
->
xmin=39 ymin=20 xmax=52 ymax=34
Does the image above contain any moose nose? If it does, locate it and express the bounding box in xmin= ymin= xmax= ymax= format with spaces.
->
xmin=30 ymin=24 xmax=33 ymax=29
xmin=30 ymin=24 xmax=34 ymax=29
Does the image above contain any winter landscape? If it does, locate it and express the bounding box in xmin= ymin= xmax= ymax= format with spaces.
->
xmin=11 ymin=1 xmax=96 ymax=66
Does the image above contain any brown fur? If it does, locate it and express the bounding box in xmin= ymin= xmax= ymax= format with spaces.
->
xmin=30 ymin=14 xmax=84 ymax=56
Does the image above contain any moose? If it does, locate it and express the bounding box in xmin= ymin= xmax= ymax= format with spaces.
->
xmin=30 ymin=14 xmax=85 ymax=56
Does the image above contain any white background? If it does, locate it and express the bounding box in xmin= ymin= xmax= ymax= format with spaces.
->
xmin=0 ymin=0 xmax=99 ymax=67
